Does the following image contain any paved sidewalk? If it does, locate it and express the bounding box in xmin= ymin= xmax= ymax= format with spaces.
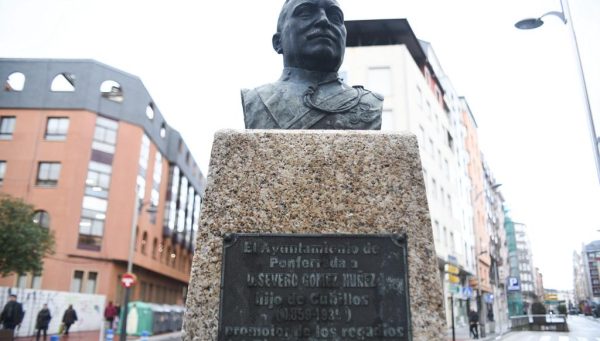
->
xmin=15 ymin=330 xmax=182 ymax=341
xmin=446 ymin=323 xmax=510 ymax=341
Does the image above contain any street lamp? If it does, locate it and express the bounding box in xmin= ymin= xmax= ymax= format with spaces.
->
xmin=515 ymin=0 xmax=600 ymax=184
xmin=119 ymin=198 xmax=156 ymax=341
xmin=473 ymin=183 xmax=502 ymax=202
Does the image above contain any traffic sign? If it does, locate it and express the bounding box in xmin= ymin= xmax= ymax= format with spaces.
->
xmin=447 ymin=274 xmax=460 ymax=284
xmin=507 ymin=277 xmax=520 ymax=291
xmin=121 ymin=273 xmax=137 ymax=288
xmin=445 ymin=264 xmax=460 ymax=275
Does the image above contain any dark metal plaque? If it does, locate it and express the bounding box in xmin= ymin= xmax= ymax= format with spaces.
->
xmin=218 ymin=234 xmax=411 ymax=341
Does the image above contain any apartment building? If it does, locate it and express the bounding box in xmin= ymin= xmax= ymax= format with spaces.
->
xmin=0 ymin=59 xmax=205 ymax=305
xmin=342 ymin=19 xmax=476 ymax=327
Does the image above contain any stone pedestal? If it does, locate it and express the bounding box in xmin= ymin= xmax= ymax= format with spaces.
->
xmin=183 ymin=130 xmax=445 ymax=340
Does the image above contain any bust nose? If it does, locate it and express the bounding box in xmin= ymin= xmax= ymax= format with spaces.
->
xmin=313 ymin=8 xmax=332 ymax=28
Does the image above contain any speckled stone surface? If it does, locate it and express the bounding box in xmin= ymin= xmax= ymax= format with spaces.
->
xmin=183 ymin=130 xmax=445 ymax=340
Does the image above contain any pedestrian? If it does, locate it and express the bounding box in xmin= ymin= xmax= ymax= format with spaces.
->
xmin=487 ymin=309 xmax=494 ymax=322
xmin=0 ymin=294 xmax=24 ymax=340
xmin=114 ymin=304 xmax=121 ymax=330
xmin=35 ymin=304 xmax=52 ymax=341
xmin=468 ymin=309 xmax=479 ymax=339
xmin=61 ymin=305 xmax=78 ymax=335
xmin=104 ymin=301 xmax=117 ymax=330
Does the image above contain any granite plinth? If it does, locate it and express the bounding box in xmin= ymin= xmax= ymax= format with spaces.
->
xmin=183 ymin=130 xmax=445 ymax=341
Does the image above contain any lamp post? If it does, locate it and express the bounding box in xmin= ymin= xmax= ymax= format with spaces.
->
xmin=515 ymin=0 xmax=600 ymax=184
xmin=119 ymin=197 xmax=156 ymax=341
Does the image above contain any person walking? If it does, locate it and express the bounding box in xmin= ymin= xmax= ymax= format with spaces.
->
xmin=35 ymin=304 xmax=52 ymax=341
xmin=0 ymin=294 xmax=24 ymax=340
xmin=469 ymin=309 xmax=479 ymax=339
xmin=104 ymin=301 xmax=117 ymax=330
xmin=61 ymin=305 xmax=78 ymax=335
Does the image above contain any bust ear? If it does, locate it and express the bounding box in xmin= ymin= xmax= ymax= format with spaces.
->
xmin=272 ymin=33 xmax=283 ymax=54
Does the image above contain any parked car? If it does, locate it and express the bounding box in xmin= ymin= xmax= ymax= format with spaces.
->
xmin=568 ymin=308 xmax=580 ymax=315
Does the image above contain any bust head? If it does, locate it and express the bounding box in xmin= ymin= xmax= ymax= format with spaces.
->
xmin=273 ymin=0 xmax=347 ymax=72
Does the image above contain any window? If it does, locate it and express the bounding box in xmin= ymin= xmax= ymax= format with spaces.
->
xmin=444 ymin=159 xmax=449 ymax=178
xmin=435 ymin=87 xmax=443 ymax=104
xmin=78 ymin=198 xmax=107 ymax=251
xmin=36 ymin=162 xmax=61 ymax=186
xmin=170 ymin=251 xmax=177 ymax=267
xmin=51 ymin=73 xmax=75 ymax=92
xmin=416 ymin=86 xmax=423 ymax=108
xmin=166 ymin=167 xmax=180 ymax=232
xmin=32 ymin=274 xmax=42 ymax=289
xmin=141 ymin=231 xmax=148 ymax=255
xmin=177 ymin=177 xmax=189 ymax=233
xmin=100 ymin=80 xmax=123 ymax=103
xmin=443 ymin=227 xmax=448 ymax=246
xmin=160 ymin=123 xmax=167 ymax=138
xmin=152 ymin=238 xmax=158 ymax=259
xmin=71 ymin=270 xmax=84 ymax=292
xmin=146 ymin=103 xmax=155 ymax=120
xmin=428 ymin=138 xmax=434 ymax=157
xmin=5 ymin=72 xmax=25 ymax=91
xmin=33 ymin=210 xmax=50 ymax=229
xmin=16 ymin=274 xmax=28 ymax=288
xmin=0 ymin=116 xmax=16 ymax=140
xmin=418 ymin=125 xmax=425 ymax=148
xmin=45 ymin=117 xmax=70 ymax=140
xmin=85 ymin=161 xmax=112 ymax=198
xmin=151 ymin=152 xmax=162 ymax=208
xmin=15 ymin=273 xmax=42 ymax=289
xmin=165 ymin=247 xmax=172 ymax=264
xmin=0 ymin=161 xmax=5 ymax=185
xmin=139 ymin=135 xmax=150 ymax=174
xmin=447 ymin=131 xmax=454 ymax=150
xmin=92 ymin=116 xmax=118 ymax=153
xmin=381 ymin=109 xmax=394 ymax=130
xmin=367 ymin=67 xmax=392 ymax=97
xmin=85 ymin=272 xmax=98 ymax=293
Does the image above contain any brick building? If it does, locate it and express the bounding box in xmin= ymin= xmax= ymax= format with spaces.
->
xmin=0 ymin=59 xmax=205 ymax=305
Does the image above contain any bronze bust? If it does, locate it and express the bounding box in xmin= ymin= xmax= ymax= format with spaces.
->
xmin=242 ymin=0 xmax=383 ymax=130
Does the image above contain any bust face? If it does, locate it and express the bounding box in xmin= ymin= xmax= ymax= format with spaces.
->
xmin=275 ymin=0 xmax=347 ymax=72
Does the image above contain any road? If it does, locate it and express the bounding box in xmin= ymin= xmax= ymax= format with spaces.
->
xmin=501 ymin=315 xmax=600 ymax=341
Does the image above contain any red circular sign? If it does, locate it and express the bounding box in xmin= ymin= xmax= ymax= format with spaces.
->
xmin=121 ymin=273 xmax=137 ymax=288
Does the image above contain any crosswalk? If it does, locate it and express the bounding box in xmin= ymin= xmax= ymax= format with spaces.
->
xmin=533 ymin=337 xmax=600 ymax=341
xmin=504 ymin=335 xmax=600 ymax=341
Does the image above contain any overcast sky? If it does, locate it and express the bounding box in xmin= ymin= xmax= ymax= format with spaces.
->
xmin=1 ymin=0 xmax=599 ymax=291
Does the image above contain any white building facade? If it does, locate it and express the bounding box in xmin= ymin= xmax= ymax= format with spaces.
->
xmin=342 ymin=19 xmax=476 ymax=328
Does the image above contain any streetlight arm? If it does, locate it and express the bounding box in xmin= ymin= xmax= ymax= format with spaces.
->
xmin=515 ymin=0 xmax=600 ymax=184
xmin=539 ymin=11 xmax=566 ymax=24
